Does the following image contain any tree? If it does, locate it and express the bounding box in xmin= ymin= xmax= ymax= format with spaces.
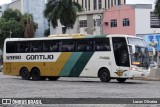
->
xmin=0 ymin=9 xmax=37 ymax=48
xmin=22 ymin=13 xmax=37 ymax=38
xmin=155 ymin=0 xmax=160 ymax=17
xmin=2 ymin=9 xmax=22 ymax=22
xmin=44 ymin=0 xmax=82 ymax=34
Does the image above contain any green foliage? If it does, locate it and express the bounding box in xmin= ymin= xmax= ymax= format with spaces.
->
xmin=44 ymin=0 xmax=82 ymax=33
xmin=2 ymin=9 xmax=22 ymax=22
xmin=0 ymin=9 xmax=37 ymax=48
xmin=155 ymin=0 xmax=160 ymax=18
xmin=44 ymin=28 xmax=50 ymax=37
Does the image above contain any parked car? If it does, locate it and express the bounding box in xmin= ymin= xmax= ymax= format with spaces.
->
xmin=150 ymin=61 xmax=158 ymax=68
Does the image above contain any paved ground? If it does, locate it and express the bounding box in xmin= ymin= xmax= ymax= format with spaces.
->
xmin=0 ymin=72 xmax=160 ymax=107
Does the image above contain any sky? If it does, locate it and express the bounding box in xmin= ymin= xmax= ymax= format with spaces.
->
xmin=0 ymin=0 xmax=157 ymax=6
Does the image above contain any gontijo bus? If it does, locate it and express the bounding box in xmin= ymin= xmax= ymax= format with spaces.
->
xmin=3 ymin=34 xmax=151 ymax=82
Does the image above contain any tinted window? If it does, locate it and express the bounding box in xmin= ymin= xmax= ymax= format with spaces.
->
xmin=59 ymin=40 xmax=75 ymax=52
xmin=6 ymin=41 xmax=18 ymax=53
xmin=112 ymin=37 xmax=129 ymax=67
xmin=30 ymin=41 xmax=42 ymax=52
xmin=43 ymin=40 xmax=58 ymax=52
xmin=18 ymin=42 xmax=30 ymax=53
xmin=95 ymin=38 xmax=110 ymax=51
xmin=77 ymin=39 xmax=93 ymax=51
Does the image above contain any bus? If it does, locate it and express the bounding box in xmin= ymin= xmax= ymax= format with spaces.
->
xmin=3 ymin=34 xmax=151 ymax=82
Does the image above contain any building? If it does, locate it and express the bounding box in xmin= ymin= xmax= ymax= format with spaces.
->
xmin=1 ymin=0 xmax=47 ymax=37
xmin=73 ymin=0 xmax=126 ymax=11
xmin=103 ymin=4 xmax=160 ymax=36
xmin=103 ymin=4 xmax=160 ymax=64
xmin=50 ymin=0 xmax=126 ymax=35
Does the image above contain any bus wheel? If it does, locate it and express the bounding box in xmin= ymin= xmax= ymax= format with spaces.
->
xmin=99 ymin=69 xmax=111 ymax=82
xmin=48 ymin=76 xmax=60 ymax=81
xmin=20 ymin=68 xmax=30 ymax=80
xmin=31 ymin=68 xmax=41 ymax=81
xmin=117 ymin=78 xmax=127 ymax=83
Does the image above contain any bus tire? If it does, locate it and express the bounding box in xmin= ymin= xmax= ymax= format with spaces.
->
xmin=48 ymin=76 xmax=60 ymax=81
xmin=117 ymin=78 xmax=127 ymax=83
xmin=20 ymin=68 xmax=30 ymax=80
xmin=31 ymin=68 xmax=41 ymax=81
xmin=99 ymin=68 xmax=111 ymax=82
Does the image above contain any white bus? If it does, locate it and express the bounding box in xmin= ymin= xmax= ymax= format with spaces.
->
xmin=3 ymin=34 xmax=151 ymax=82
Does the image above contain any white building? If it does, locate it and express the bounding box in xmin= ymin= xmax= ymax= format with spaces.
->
xmin=50 ymin=0 xmax=126 ymax=35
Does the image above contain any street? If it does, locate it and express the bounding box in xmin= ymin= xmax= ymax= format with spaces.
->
xmin=0 ymin=72 xmax=160 ymax=98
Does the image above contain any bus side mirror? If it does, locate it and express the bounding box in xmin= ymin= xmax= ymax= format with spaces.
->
xmin=128 ymin=44 xmax=135 ymax=54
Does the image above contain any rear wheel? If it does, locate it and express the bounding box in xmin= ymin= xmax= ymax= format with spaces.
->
xmin=117 ymin=78 xmax=127 ymax=83
xmin=48 ymin=76 xmax=60 ymax=81
xmin=20 ymin=68 xmax=30 ymax=80
xmin=31 ymin=68 xmax=41 ymax=81
xmin=99 ymin=69 xmax=111 ymax=82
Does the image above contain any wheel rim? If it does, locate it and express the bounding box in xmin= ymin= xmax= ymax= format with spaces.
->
xmin=22 ymin=70 xmax=28 ymax=77
xmin=102 ymin=72 xmax=108 ymax=80
xmin=20 ymin=68 xmax=30 ymax=80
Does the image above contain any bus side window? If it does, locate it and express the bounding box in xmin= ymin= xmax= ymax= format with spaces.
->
xmin=43 ymin=40 xmax=58 ymax=52
xmin=59 ymin=40 xmax=74 ymax=52
xmin=95 ymin=38 xmax=110 ymax=51
xmin=77 ymin=39 xmax=93 ymax=52
xmin=6 ymin=41 xmax=18 ymax=53
xmin=18 ymin=42 xmax=29 ymax=53
xmin=30 ymin=41 xmax=42 ymax=52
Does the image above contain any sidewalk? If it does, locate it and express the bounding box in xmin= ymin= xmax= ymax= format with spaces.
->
xmin=143 ymin=68 xmax=160 ymax=81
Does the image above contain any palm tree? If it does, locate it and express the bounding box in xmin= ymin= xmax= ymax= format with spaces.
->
xmin=44 ymin=0 xmax=82 ymax=34
xmin=155 ymin=0 xmax=160 ymax=17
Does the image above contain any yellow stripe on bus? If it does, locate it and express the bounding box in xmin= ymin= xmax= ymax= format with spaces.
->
xmin=51 ymin=52 xmax=72 ymax=76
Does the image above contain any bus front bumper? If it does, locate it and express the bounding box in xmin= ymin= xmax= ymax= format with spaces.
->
xmin=122 ymin=70 xmax=150 ymax=78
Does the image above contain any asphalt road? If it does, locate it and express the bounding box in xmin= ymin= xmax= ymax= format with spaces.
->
xmin=0 ymin=72 xmax=160 ymax=107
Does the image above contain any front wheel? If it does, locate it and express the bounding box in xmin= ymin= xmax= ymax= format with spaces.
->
xmin=117 ymin=78 xmax=127 ymax=83
xmin=99 ymin=69 xmax=111 ymax=82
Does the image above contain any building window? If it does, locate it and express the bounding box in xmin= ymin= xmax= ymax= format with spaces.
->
xmin=85 ymin=0 xmax=87 ymax=10
xmin=94 ymin=19 xmax=101 ymax=26
xmin=88 ymin=0 xmax=90 ymax=10
xmin=94 ymin=0 xmax=97 ymax=10
xmin=79 ymin=20 xmax=87 ymax=27
xmin=150 ymin=12 xmax=160 ymax=28
xmin=111 ymin=0 xmax=113 ymax=7
xmin=118 ymin=0 xmax=121 ymax=5
xmin=82 ymin=0 xmax=84 ymax=9
xmin=98 ymin=0 xmax=102 ymax=9
xmin=108 ymin=0 xmax=110 ymax=9
xmin=114 ymin=0 xmax=117 ymax=5
xmin=105 ymin=0 xmax=107 ymax=8
xmin=110 ymin=19 xmax=117 ymax=27
xmin=123 ymin=18 xmax=130 ymax=26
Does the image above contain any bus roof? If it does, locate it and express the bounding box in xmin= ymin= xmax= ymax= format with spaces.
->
xmin=5 ymin=34 xmax=142 ymax=41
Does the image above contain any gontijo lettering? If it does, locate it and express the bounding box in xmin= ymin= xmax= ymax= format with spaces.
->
xmin=26 ymin=55 xmax=54 ymax=60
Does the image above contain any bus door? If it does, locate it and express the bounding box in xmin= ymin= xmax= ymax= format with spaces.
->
xmin=112 ymin=37 xmax=130 ymax=76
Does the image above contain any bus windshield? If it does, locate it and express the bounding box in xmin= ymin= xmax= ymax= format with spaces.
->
xmin=128 ymin=37 xmax=150 ymax=68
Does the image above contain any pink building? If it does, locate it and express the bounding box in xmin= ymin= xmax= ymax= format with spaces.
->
xmin=103 ymin=4 xmax=160 ymax=36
